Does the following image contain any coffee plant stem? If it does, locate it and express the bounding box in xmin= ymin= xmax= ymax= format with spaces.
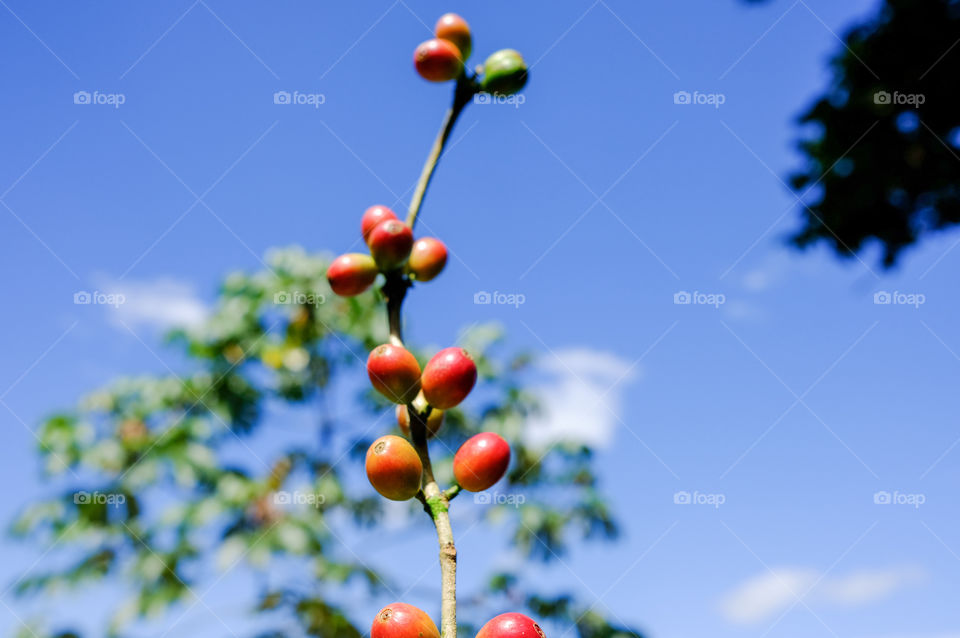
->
xmin=379 ymin=77 xmax=479 ymax=638
xmin=406 ymin=74 xmax=478 ymax=230
xmin=382 ymin=278 xmax=458 ymax=637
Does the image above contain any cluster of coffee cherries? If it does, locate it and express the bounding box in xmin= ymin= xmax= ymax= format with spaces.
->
xmin=413 ymin=13 xmax=528 ymax=96
xmin=364 ymin=341 xmax=512 ymax=502
xmin=326 ymin=209 xmax=539 ymax=638
xmin=326 ymin=205 xmax=448 ymax=296
xmin=324 ymin=205 xmax=513 ymax=502
xmin=373 ymin=605 xmax=545 ymax=638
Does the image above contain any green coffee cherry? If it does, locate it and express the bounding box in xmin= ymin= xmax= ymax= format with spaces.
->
xmin=480 ymin=49 xmax=528 ymax=96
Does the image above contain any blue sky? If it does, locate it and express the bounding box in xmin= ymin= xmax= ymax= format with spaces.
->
xmin=3 ymin=0 xmax=960 ymax=637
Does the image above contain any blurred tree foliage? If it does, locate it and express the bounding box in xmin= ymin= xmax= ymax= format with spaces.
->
xmin=10 ymin=247 xmax=637 ymax=638
xmin=784 ymin=0 xmax=960 ymax=265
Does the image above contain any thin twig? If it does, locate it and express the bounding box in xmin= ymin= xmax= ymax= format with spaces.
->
xmin=407 ymin=74 xmax=479 ymax=231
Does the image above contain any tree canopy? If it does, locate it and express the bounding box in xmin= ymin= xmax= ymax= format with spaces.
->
xmin=787 ymin=0 xmax=960 ymax=266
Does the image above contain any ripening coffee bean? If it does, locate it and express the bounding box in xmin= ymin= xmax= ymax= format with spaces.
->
xmin=367 ymin=344 xmax=422 ymax=404
xmin=435 ymin=13 xmax=472 ymax=61
xmin=366 ymin=435 xmax=422 ymax=501
xmin=476 ymin=614 xmax=546 ymax=638
xmin=371 ymin=603 xmax=440 ymax=638
xmin=326 ymin=253 xmax=378 ymax=296
xmin=453 ymin=432 xmax=510 ymax=492
xmin=414 ymin=38 xmax=464 ymax=82
xmin=480 ymin=49 xmax=528 ymax=96
xmin=368 ymin=220 xmax=414 ymax=271
xmin=421 ymin=347 xmax=477 ymax=409
xmin=408 ymin=237 xmax=448 ymax=282
xmin=362 ymin=205 xmax=399 ymax=244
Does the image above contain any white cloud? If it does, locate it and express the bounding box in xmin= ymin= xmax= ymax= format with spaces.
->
xmin=102 ymin=277 xmax=209 ymax=331
xmin=819 ymin=566 xmax=926 ymax=606
xmin=523 ymin=347 xmax=638 ymax=449
xmin=720 ymin=565 xmax=927 ymax=625
xmin=719 ymin=567 xmax=819 ymax=624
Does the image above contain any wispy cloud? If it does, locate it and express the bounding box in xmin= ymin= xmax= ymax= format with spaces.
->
xmin=820 ymin=565 xmax=926 ymax=605
xmin=740 ymin=249 xmax=826 ymax=293
xmin=100 ymin=277 xmax=209 ymax=330
xmin=523 ymin=347 xmax=638 ymax=449
xmin=722 ymin=299 xmax=766 ymax=322
xmin=723 ymin=250 xmax=831 ymax=322
xmin=719 ymin=567 xmax=819 ymax=624
xmin=720 ymin=565 xmax=927 ymax=625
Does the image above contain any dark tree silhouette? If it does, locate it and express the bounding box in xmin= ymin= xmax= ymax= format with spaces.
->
xmin=786 ymin=0 xmax=960 ymax=266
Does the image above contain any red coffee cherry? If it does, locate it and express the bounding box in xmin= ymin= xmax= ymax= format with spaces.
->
xmin=414 ymin=38 xmax=463 ymax=83
xmin=362 ymin=205 xmax=399 ymax=244
xmin=367 ymin=344 xmax=422 ymax=404
xmin=408 ymin=237 xmax=448 ymax=282
xmin=366 ymin=435 xmax=422 ymax=501
xmin=371 ymin=603 xmax=440 ymax=638
xmin=368 ymin=219 xmax=414 ymax=271
xmin=421 ymin=347 xmax=477 ymax=409
xmin=326 ymin=253 xmax=378 ymax=296
xmin=396 ymin=404 xmax=444 ymax=439
xmin=476 ymin=614 xmax=545 ymax=638
xmin=453 ymin=432 xmax=510 ymax=492
xmin=435 ymin=13 xmax=472 ymax=61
